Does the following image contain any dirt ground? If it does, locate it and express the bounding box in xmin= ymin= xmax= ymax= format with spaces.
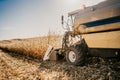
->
xmin=0 ymin=49 xmax=120 ymax=80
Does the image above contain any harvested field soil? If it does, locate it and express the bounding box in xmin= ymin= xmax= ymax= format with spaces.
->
xmin=0 ymin=49 xmax=120 ymax=80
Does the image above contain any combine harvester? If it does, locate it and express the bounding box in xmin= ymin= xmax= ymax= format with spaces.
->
xmin=44 ymin=0 xmax=120 ymax=65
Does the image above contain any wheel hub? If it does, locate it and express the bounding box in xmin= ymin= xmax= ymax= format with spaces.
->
xmin=68 ymin=51 xmax=76 ymax=62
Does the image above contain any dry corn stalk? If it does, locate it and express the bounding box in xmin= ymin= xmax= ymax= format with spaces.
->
xmin=0 ymin=35 xmax=62 ymax=59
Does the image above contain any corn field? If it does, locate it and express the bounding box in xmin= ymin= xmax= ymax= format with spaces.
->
xmin=0 ymin=35 xmax=120 ymax=80
xmin=0 ymin=35 xmax=62 ymax=59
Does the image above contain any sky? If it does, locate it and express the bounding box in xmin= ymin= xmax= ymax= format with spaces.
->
xmin=0 ymin=0 xmax=105 ymax=40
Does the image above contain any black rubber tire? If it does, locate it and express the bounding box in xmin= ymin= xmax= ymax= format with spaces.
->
xmin=66 ymin=39 xmax=88 ymax=66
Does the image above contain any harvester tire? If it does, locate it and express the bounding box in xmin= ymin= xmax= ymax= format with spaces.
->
xmin=66 ymin=39 xmax=88 ymax=66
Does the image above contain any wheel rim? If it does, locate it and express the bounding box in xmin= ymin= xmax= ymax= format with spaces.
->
xmin=68 ymin=51 xmax=76 ymax=62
